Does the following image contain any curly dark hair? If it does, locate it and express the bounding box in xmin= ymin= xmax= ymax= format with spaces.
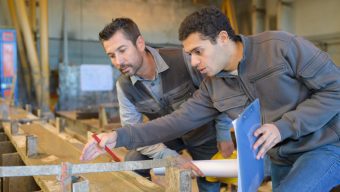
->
xmin=99 ymin=18 xmax=141 ymax=45
xmin=179 ymin=7 xmax=239 ymax=43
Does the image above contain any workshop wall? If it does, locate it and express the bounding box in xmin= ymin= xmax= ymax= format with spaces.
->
xmin=48 ymin=0 xmax=204 ymax=43
xmin=48 ymin=0 xmax=206 ymax=111
xmin=1 ymin=0 xmax=339 ymax=111
xmin=293 ymin=0 xmax=340 ymax=65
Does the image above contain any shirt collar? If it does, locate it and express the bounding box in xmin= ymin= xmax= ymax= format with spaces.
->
xmin=216 ymin=69 xmax=238 ymax=78
xmin=130 ymin=46 xmax=169 ymax=85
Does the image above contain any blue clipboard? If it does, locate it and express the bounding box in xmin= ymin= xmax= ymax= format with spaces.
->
xmin=234 ymin=99 xmax=264 ymax=192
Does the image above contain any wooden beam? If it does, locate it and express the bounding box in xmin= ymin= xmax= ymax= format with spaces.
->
xmin=1 ymin=103 xmax=164 ymax=191
xmin=14 ymin=0 xmax=42 ymax=107
xmin=39 ymin=0 xmax=50 ymax=112
xmin=165 ymin=167 xmax=192 ymax=192
xmin=7 ymin=0 xmax=33 ymax=102
xmin=2 ymin=152 xmax=40 ymax=192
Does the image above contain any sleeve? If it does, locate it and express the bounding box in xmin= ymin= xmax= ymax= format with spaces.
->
xmin=215 ymin=113 xmax=233 ymax=142
xmin=136 ymin=145 xmax=179 ymax=159
xmin=183 ymin=50 xmax=233 ymax=142
xmin=116 ymin=80 xmax=220 ymax=149
xmin=116 ymin=82 xmax=179 ymax=158
xmin=274 ymin=35 xmax=340 ymax=140
xmin=116 ymin=81 xmax=143 ymax=126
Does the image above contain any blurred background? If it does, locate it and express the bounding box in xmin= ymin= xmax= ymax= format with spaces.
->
xmin=0 ymin=0 xmax=339 ymax=114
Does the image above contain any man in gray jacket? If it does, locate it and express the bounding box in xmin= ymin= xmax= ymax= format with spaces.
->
xmin=81 ymin=8 xmax=340 ymax=191
xmin=90 ymin=17 xmax=236 ymax=191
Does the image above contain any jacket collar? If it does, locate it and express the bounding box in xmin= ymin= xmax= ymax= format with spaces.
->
xmin=130 ymin=46 xmax=169 ymax=85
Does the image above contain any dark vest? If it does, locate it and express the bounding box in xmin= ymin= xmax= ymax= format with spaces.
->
xmin=118 ymin=48 xmax=216 ymax=146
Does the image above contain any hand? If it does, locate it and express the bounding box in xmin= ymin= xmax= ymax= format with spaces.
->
xmin=80 ymin=132 xmax=117 ymax=161
xmin=253 ymin=124 xmax=281 ymax=160
xmin=217 ymin=140 xmax=235 ymax=158
xmin=173 ymin=156 xmax=204 ymax=178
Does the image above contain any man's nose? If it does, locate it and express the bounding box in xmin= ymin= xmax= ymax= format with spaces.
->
xmin=114 ymin=55 xmax=124 ymax=68
xmin=191 ymin=55 xmax=200 ymax=67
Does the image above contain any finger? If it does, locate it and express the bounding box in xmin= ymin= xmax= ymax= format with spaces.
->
xmin=180 ymin=162 xmax=204 ymax=177
xmin=221 ymin=148 xmax=233 ymax=158
xmin=81 ymin=146 xmax=97 ymax=161
xmin=99 ymin=133 xmax=117 ymax=148
xmin=80 ymin=142 xmax=95 ymax=161
xmin=259 ymin=136 xmax=281 ymax=158
xmin=190 ymin=162 xmax=204 ymax=177
xmin=254 ymin=126 xmax=267 ymax=137
xmin=253 ymin=131 xmax=271 ymax=150
xmin=81 ymin=149 xmax=96 ymax=161
xmin=256 ymin=136 xmax=276 ymax=159
xmin=81 ymin=142 xmax=103 ymax=161
xmin=83 ymin=146 xmax=104 ymax=161
xmin=221 ymin=150 xmax=228 ymax=158
xmin=99 ymin=135 xmax=110 ymax=148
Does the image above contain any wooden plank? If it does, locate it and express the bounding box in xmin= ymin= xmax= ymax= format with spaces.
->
xmin=0 ymin=132 xmax=8 ymax=141
xmin=0 ymin=140 xmax=16 ymax=192
xmin=1 ymin=104 xmax=163 ymax=192
xmin=0 ymin=141 xmax=16 ymax=165
xmin=57 ymin=111 xmax=121 ymax=143
xmin=2 ymin=152 xmax=40 ymax=192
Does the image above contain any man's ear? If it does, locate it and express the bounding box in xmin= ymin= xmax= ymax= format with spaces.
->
xmin=217 ymin=31 xmax=229 ymax=44
xmin=136 ymin=35 xmax=145 ymax=51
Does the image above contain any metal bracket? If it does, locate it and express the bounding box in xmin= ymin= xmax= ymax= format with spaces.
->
xmin=60 ymin=162 xmax=72 ymax=192
xmin=56 ymin=117 xmax=66 ymax=133
xmin=25 ymin=104 xmax=32 ymax=113
xmin=37 ymin=109 xmax=42 ymax=118
xmin=10 ymin=121 xmax=19 ymax=135
xmin=72 ymin=176 xmax=89 ymax=192
xmin=26 ymin=134 xmax=38 ymax=157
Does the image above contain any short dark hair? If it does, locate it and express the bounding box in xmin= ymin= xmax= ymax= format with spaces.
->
xmin=179 ymin=7 xmax=239 ymax=43
xmin=99 ymin=18 xmax=141 ymax=45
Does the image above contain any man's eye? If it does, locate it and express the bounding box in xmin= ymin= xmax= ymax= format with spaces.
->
xmin=194 ymin=50 xmax=201 ymax=55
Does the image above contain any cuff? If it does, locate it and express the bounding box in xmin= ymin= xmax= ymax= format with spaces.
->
xmin=274 ymin=119 xmax=295 ymax=140
xmin=157 ymin=148 xmax=180 ymax=159
xmin=115 ymin=127 xmax=132 ymax=149
xmin=216 ymin=129 xmax=232 ymax=142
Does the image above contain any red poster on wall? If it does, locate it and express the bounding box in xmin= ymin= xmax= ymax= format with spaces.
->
xmin=2 ymin=43 xmax=14 ymax=77
xmin=1 ymin=29 xmax=17 ymax=102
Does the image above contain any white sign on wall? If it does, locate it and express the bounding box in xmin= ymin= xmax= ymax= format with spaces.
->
xmin=80 ymin=64 xmax=113 ymax=91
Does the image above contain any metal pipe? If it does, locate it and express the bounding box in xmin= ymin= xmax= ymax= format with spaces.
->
xmin=0 ymin=160 xmax=170 ymax=177
xmin=14 ymin=0 xmax=42 ymax=107
xmin=39 ymin=0 xmax=50 ymax=112
xmin=63 ymin=0 xmax=68 ymax=65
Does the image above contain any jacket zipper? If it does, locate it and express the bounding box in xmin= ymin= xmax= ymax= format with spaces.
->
xmin=238 ymin=75 xmax=266 ymax=123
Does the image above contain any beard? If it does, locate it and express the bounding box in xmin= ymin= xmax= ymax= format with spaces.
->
xmin=119 ymin=63 xmax=134 ymax=75
xmin=119 ymin=62 xmax=143 ymax=76
xmin=119 ymin=54 xmax=144 ymax=76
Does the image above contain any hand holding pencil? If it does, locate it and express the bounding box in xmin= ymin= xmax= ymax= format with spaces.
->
xmin=80 ymin=132 xmax=121 ymax=162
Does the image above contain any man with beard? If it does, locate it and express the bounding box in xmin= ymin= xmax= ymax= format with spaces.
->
xmin=90 ymin=17 xmax=236 ymax=191
xmin=81 ymin=8 xmax=340 ymax=191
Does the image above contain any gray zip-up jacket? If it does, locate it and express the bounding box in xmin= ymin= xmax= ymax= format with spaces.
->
xmin=116 ymin=31 xmax=340 ymax=164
